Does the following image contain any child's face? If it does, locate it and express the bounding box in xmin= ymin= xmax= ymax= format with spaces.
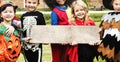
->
xmin=56 ymin=0 xmax=66 ymax=6
xmin=25 ymin=0 xmax=38 ymax=12
xmin=113 ymin=0 xmax=120 ymax=12
xmin=74 ymin=5 xmax=85 ymax=20
xmin=1 ymin=6 xmax=15 ymax=22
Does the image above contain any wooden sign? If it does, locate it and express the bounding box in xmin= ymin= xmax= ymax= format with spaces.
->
xmin=29 ymin=25 xmax=101 ymax=44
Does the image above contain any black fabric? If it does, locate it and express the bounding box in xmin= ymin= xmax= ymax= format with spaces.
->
xmin=97 ymin=34 xmax=120 ymax=62
xmin=103 ymin=0 xmax=113 ymax=10
xmin=21 ymin=11 xmax=46 ymax=62
xmin=78 ymin=44 xmax=98 ymax=62
xmin=23 ymin=47 xmax=42 ymax=62
xmin=21 ymin=11 xmax=46 ymax=37
xmin=102 ymin=34 xmax=120 ymax=55
xmin=108 ymin=12 xmax=120 ymax=15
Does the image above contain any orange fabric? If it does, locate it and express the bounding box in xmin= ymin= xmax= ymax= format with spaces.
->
xmin=98 ymin=43 xmax=114 ymax=59
xmin=0 ymin=34 xmax=21 ymax=62
xmin=0 ymin=35 xmax=7 ymax=62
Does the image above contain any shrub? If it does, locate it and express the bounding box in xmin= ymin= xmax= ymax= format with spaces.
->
xmin=16 ymin=14 xmax=22 ymax=19
xmin=37 ymin=8 xmax=51 ymax=11
xmin=16 ymin=13 xmax=105 ymax=25
xmin=43 ymin=14 xmax=51 ymax=25
xmin=90 ymin=13 xmax=104 ymax=22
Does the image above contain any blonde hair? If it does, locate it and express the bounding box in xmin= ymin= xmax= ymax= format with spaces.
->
xmin=69 ymin=0 xmax=89 ymax=25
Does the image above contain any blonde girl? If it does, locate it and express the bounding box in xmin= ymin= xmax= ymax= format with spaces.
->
xmin=67 ymin=0 xmax=98 ymax=62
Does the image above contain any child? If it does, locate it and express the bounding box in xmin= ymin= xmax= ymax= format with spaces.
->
xmin=96 ymin=0 xmax=120 ymax=62
xmin=0 ymin=0 xmax=21 ymax=37
xmin=20 ymin=0 xmax=46 ymax=62
xmin=44 ymin=0 xmax=75 ymax=62
xmin=67 ymin=0 xmax=99 ymax=62
xmin=0 ymin=0 xmax=8 ymax=23
xmin=0 ymin=3 xmax=22 ymax=62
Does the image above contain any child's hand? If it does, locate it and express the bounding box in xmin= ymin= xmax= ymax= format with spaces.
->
xmin=23 ymin=37 xmax=32 ymax=42
xmin=61 ymin=41 xmax=68 ymax=45
xmin=88 ymin=41 xmax=96 ymax=45
xmin=89 ymin=41 xmax=101 ymax=45
xmin=5 ymin=26 xmax=14 ymax=37
xmin=94 ymin=41 xmax=101 ymax=45
xmin=99 ymin=27 xmax=102 ymax=32
xmin=71 ymin=41 xmax=77 ymax=45
xmin=69 ymin=20 xmax=76 ymax=26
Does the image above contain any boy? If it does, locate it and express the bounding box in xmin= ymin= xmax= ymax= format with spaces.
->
xmin=21 ymin=0 xmax=46 ymax=62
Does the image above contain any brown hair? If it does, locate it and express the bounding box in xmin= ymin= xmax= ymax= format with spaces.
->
xmin=25 ymin=0 xmax=40 ymax=4
xmin=44 ymin=0 xmax=75 ymax=10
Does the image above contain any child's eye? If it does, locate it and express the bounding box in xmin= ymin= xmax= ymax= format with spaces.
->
xmin=3 ymin=11 xmax=14 ymax=13
xmin=33 ymin=2 xmax=37 ymax=4
xmin=9 ymin=11 xmax=13 ymax=13
xmin=3 ymin=11 xmax=7 ymax=13
xmin=115 ymin=3 xmax=119 ymax=5
xmin=28 ymin=2 xmax=31 ymax=4
xmin=75 ymin=10 xmax=79 ymax=12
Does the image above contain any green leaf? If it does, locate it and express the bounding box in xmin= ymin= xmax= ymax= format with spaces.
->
xmin=93 ymin=55 xmax=106 ymax=62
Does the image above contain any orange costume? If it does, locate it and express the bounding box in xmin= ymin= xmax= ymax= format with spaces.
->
xmin=0 ymin=24 xmax=22 ymax=62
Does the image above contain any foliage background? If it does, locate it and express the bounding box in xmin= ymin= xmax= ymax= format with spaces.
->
xmin=16 ymin=13 xmax=104 ymax=25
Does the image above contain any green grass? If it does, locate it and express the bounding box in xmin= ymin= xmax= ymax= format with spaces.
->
xmin=16 ymin=13 xmax=103 ymax=25
xmin=17 ymin=44 xmax=52 ymax=62
xmin=42 ymin=44 xmax=52 ymax=62
xmin=95 ymin=22 xmax=100 ymax=26
xmin=90 ymin=13 xmax=104 ymax=22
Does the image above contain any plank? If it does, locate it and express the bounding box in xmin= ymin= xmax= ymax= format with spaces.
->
xmin=29 ymin=25 xmax=101 ymax=44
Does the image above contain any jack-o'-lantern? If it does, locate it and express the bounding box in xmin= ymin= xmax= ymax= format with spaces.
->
xmin=5 ymin=34 xmax=21 ymax=62
xmin=0 ymin=34 xmax=21 ymax=62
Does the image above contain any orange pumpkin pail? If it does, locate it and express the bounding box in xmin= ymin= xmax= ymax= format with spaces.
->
xmin=0 ymin=34 xmax=21 ymax=62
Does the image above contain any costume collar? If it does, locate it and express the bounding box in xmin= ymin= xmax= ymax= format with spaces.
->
xmin=102 ymin=12 xmax=120 ymax=23
xmin=55 ymin=5 xmax=68 ymax=11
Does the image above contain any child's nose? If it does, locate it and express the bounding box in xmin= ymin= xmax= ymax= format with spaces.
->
xmin=29 ymin=3 xmax=34 ymax=6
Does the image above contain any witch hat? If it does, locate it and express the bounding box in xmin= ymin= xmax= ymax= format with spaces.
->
xmin=103 ymin=0 xmax=113 ymax=10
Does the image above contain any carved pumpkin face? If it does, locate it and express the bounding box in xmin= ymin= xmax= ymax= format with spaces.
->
xmin=5 ymin=34 xmax=21 ymax=61
xmin=0 ymin=34 xmax=21 ymax=62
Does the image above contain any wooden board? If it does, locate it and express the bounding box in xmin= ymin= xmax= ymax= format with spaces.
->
xmin=29 ymin=25 xmax=101 ymax=44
